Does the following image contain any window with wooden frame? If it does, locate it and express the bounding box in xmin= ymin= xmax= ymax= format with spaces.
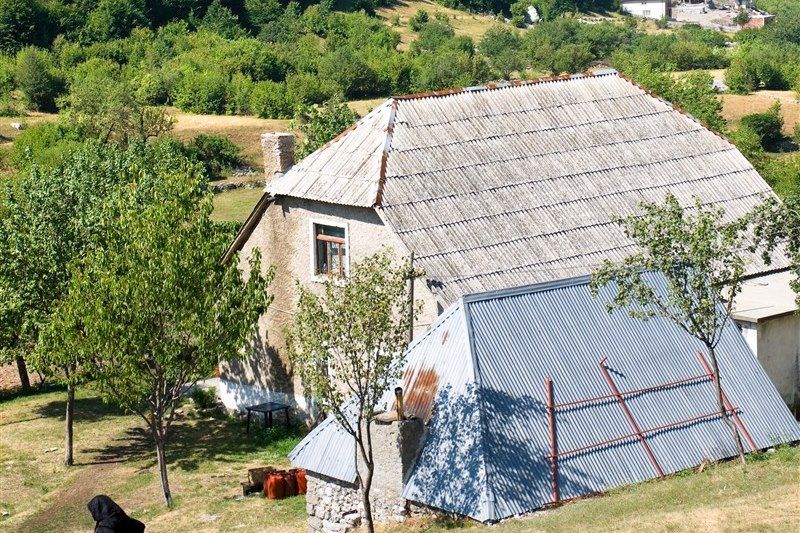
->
xmin=314 ymin=224 xmax=347 ymax=277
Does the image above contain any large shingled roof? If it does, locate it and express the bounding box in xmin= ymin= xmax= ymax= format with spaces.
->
xmin=288 ymin=275 xmax=800 ymax=522
xmin=270 ymin=71 xmax=787 ymax=304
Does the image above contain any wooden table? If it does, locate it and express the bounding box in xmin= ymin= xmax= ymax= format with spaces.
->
xmin=245 ymin=402 xmax=290 ymax=434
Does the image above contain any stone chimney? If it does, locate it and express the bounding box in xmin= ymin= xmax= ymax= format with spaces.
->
xmin=260 ymin=132 xmax=295 ymax=188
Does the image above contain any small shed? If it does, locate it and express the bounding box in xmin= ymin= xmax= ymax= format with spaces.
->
xmin=289 ymin=275 xmax=800 ymax=524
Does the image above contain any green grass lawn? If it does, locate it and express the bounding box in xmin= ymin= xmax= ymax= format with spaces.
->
xmin=211 ymin=187 xmax=265 ymax=223
xmin=398 ymin=446 xmax=800 ymax=533
xmin=2 ymin=385 xmax=798 ymax=533
xmin=0 ymin=385 xmax=306 ymax=532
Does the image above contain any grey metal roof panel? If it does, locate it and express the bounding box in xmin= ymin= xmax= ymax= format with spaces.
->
xmin=401 ymin=274 xmax=799 ymax=521
xmin=260 ymin=73 xmax=788 ymax=298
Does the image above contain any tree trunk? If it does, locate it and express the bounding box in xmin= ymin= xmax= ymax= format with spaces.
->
xmin=707 ymin=345 xmax=746 ymax=463
xmin=65 ymin=384 xmax=74 ymax=466
xmin=361 ymin=465 xmax=375 ymax=533
xmin=15 ymin=356 xmax=30 ymax=392
xmin=155 ymin=436 xmax=172 ymax=506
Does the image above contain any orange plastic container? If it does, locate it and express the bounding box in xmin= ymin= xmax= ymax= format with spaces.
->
xmin=283 ymin=471 xmax=298 ymax=497
xmin=294 ymin=469 xmax=307 ymax=495
xmin=265 ymin=472 xmax=286 ymax=500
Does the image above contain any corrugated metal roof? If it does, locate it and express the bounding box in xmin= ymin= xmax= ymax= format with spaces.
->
xmin=265 ymin=72 xmax=788 ymax=303
xmin=290 ymin=274 xmax=800 ymax=522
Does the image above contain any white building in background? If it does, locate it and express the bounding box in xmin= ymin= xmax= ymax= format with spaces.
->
xmin=733 ymin=271 xmax=800 ymax=408
xmin=621 ymin=0 xmax=670 ymax=19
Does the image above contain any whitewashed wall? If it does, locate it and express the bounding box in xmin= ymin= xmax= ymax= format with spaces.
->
xmin=621 ymin=1 xmax=668 ymax=19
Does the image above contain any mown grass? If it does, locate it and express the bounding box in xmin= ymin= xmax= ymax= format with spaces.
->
xmin=0 ymin=386 xmax=307 ymax=532
xmin=398 ymin=446 xmax=800 ymax=533
xmin=211 ymin=187 xmax=265 ymax=223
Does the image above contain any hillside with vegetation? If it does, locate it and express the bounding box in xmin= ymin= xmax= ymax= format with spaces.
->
xmin=0 ymin=0 xmax=798 ymax=197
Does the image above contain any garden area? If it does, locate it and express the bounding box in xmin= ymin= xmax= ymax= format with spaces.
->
xmin=1 ymin=383 xmax=798 ymax=532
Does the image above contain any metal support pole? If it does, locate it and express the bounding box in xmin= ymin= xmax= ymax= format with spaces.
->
xmin=599 ymin=356 xmax=665 ymax=478
xmin=545 ymin=377 xmax=559 ymax=504
xmin=695 ymin=350 xmax=758 ymax=451
xmin=408 ymin=251 xmax=415 ymax=345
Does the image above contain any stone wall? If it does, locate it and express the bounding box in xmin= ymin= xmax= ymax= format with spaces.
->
xmin=305 ymin=418 xmax=427 ymax=532
xmin=306 ymin=473 xmax=362 ymax=533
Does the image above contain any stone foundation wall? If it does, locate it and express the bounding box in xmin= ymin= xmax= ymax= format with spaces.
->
xmin=306 ymin=473 xmax=362 ymax=533
xmin=305 ymin=419 xmax=426 ymax=532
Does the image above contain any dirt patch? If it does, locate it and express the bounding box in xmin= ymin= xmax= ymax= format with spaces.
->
xmin=721 ymin=90 xmax=800 ymax=133
xmin=0 ymin=361 xmax=43 ymax=394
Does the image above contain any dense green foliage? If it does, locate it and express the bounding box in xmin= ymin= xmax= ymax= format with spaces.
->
xmin=38 ymin=140 xmax=273 ymax=505
xmin=292 ymin=95 xmax=359 ymax=158
xmin=740 ymin=101 xmax=784 ymax=150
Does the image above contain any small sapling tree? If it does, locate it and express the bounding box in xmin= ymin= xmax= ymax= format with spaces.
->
xmin=289 ymin=250 xmax=420 ymax=533
xmin=590 ymin=194 xmax=749 ymax=463
xmin=41 ymin=161 xmax=272 ymax=505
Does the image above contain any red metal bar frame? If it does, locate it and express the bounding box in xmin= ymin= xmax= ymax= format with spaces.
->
xmin=598 ymin=356 xmax=665 ymax=478
xmin=694 ymin=350 xmax=759 ymax=452
xmin=554 ymin=406 xmax=742 ymax=458
xmin=554 ymin=372 xmax=710 ymax=410
xmin=545 ymin=378 xmax=559 ymax=504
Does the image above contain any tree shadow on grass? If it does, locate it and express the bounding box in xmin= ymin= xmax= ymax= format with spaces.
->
xmin=83 ymin=411 xmax=307 ymax=473
xmin=33 ymin=395 xmax=128 ymax=422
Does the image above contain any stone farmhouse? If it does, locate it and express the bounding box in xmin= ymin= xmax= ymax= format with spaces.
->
xmin=219 ymin=70 xmax=797 ymax=413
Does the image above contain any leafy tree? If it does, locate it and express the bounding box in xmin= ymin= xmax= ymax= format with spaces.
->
xmin=289 ymin=251 xmax=419 ymax=533
xmin=40 ymin=153 xmax=273 ymax=505
xmin=201 ymin=0 xmax=247 ymax=39
xmin=749 ymin=195 xmax=800 ymax=306
xmin=59 ymin=58 xmax=174 ymax=144
xmin=3 ymin=142 xmax=177 ymax=463
xmin=0 ymin=0 xmax=52 ymax=54
xmin=590 ymin=194 xmax=750 ymax=463
xmin=292 ymin=95 xmax=359 ymax=158
xmin=14 ymin=46 xmax=63 ymax=112
xmin=480 ymin=26 xmax=524 ymax=79
xmin=244 ymin=0 xmax=283 ymax=28
xmin=83 ymin=0 xmax=149 ymax=43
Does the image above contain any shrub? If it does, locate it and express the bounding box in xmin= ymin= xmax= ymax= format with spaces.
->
xmin=740 ymin=102 xmax=784 ymax=150
xmin=250 ymin=80 xmax=295 ymax=118
xmin=82 ymin=0 xmax=148 ymax=43
xmin=408 ymin=9 xmax=429 ymax=32
xmin=725 ymin=59 xmax=758 ymax=94
xmin=225 ymin=73 xmax=255 ymax=115
xmin=10 ymin=121 xmax=83 ymax=168
xmin=190 ymin=386 xmax=218 ymax=410
xmin=15 ymin=46 xmax=63 ymax=112
xmin=172 ymin=70 xmax=228 ymax=114
xmin=184 ymin=134 xmax=242 ymax=179
xmin=286 ymin=72 xmax=337 ymax=105
xmin=293 ymin=95 xmax=359 ymax=158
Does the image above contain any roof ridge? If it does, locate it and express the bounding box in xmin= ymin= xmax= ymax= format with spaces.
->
xmin=391 ymin=70 xmax=619 ymax=102
xmin=373 ymin=99 xmax=398 ymax=206
xmin=463 ymin=274 xmax=594 ymax=305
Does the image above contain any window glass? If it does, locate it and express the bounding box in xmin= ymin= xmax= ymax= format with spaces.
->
xmin=314 ymin=224 xmax=347 ymax=276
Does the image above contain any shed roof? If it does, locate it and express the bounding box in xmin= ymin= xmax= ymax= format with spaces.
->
xmin=289 ymin=274 xmax=800 ymax=522
xmin=269 ymin=72 xmax=788 ymax=304
xmin=731 ymin=271 xmax=798 ymax=322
